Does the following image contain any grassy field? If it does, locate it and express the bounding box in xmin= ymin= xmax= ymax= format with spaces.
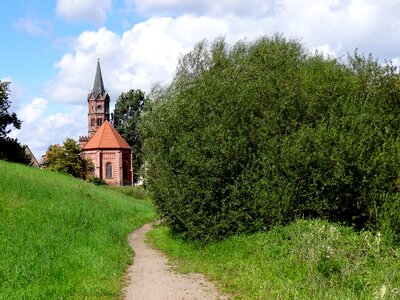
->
xmin=0 ymin=160 xmax=155 ymax=299
xmin=148 ymin=219 xmax=400 ymax=299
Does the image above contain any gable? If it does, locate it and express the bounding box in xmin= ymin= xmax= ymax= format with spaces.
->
xmin=82 ymin=120 xmax=131 ymax=150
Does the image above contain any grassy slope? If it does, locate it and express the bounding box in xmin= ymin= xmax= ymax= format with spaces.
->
xmin=0 ymin=160 xmax=155 ymax=299
xmin=148 ymin=220 xmax=400 ymax=299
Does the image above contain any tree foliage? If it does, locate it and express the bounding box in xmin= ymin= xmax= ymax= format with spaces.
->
xmin=0 ymin=80 xmax=21 ymax=138
xmin=44 ymin=138 xmax=93 ymax=179
xmin=112 ymin=89 xmax=145 ymax=183
xmin=0 ymin=80 xmax=31 ymax=165
xmin=0 ymin=137 xmax=31 ymax=165
xmin=140 ymin=35 xmax=400 ymax=242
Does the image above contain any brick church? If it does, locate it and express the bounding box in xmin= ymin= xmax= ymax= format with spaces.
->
xmin=79 ymin=60 xmax=133 ymax=186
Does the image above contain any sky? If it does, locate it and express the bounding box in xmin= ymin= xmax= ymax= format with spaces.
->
xmin=1 ymin=0 xmax=400 ymax=159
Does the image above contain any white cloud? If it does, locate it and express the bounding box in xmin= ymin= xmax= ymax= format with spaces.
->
xmin=45 ymin=0 xmax=400 ymax=108
xmin=44 ymin=28 xmax=125 ymax=104
xmin=280 ymin=0 xmax=400 ymax=60
xmin=13 ymin=103 xmax=87 ymax=159
xmin=127 ymin=0 xmax=400 ymax=60
xmin=10 ymin=0 xmax=400 ymax=166
xmin=392 ymin=57 xmax=400 ymax=68
xmin=13 ymin=16 xmax=53 ymax=37
xmin=19 ymin=98 xmax=48 ymax=124
xmin=56 ymin=0 xmax=113 ymax=24
xmin=45 ymin=18 xmax=227 ymax=105
xmin=311 ymin=44 xmax=343 ymax=58
xmin=39 ymin=0 xmax=400 ymax=162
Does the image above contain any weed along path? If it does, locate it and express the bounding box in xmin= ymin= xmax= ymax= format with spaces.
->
xmin=123 ymin=223 xmax=227 ymax=300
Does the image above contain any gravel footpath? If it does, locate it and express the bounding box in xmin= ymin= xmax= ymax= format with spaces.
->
xmin=123 ymin=223 xmax=228 ymax=300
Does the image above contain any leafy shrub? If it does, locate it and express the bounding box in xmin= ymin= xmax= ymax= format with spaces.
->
xmin=140 ymin=35 xmax=400 ymax=242
xmin=45 ymin=138 xmax=93 ymax=179
xmin=91 ymin=177 xmax=107 ymax=186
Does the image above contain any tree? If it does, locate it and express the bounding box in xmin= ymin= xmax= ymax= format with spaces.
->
xmin=0 ymin=137 xmax=31 ymax=165
xmin=140 ymin=35 xmax=400 ymax=242
xmin=0 ymin=80 xmax=30 ymax=164
xmin=112 ymin=89 xmax=145 ymax=183
xmin=0 ymin=81 xmax=21 ymax=138
xmin=45 ymin=138 xmax=93 ymax=179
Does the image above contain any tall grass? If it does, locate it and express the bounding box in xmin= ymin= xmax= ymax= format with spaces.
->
xmin=0 ymin=160 xmax=155 ymax=299
xmin=148 ymin=220 xmax=400 ymax=299
xmin=105 ymin=185 xmax=150 ymax=200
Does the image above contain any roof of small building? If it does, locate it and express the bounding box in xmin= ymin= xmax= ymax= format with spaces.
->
xmin=23 ymin=145 xmax=39 ymax=167
xmin=82 ymin=120 xmax=131 ymax=150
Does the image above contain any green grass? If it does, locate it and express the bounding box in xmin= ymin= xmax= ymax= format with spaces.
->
xmin=148 ymin=219 xmax=400 ymax=299
xmin=105 ymin=185 xmax=150 ymax=200
xmin=0 ymin=160 xmax=155 ymax=299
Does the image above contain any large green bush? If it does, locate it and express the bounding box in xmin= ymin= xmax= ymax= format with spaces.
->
xmin=140 ymin=35 xmax=400 ymax=242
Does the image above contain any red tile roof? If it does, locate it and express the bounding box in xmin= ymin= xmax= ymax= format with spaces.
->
xmin=82 ymin=120 xmax=131 ymax=150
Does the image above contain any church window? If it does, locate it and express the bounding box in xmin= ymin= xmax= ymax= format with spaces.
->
xmin=97 ymin=105 xmax=102 ymax=111
xmin=97 ymin=118 xmax=102 ymax=126
xmin=91 ymin=118 xmax=95 ymax=126
xmin=106 ymin=162 xmax=112 ymax=178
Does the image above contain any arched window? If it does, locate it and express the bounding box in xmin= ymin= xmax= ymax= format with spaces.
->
xmin=106 ymin=162 xmax=112 ymax=178
xmin=90 ymin=118 xmax=95 ymax=126
xmin=97 ymin=118 xmax=102 ymax=126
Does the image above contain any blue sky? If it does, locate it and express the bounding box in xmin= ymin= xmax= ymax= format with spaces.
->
xmin=1 ymin=0 xmax=400 ymax=159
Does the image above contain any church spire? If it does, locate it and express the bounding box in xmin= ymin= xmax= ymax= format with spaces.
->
xmin=87 ymin=59 xmax=110 ymax=137
xmin=92 ymin=59 xmax=105 ymax=96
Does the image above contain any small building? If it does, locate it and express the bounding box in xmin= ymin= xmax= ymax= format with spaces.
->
xmin=80 ymin=60 xmax=133 ymax=186
xmin=82 ymin=120 xmax=133 ymax=186
xmin=23 ymin=145 xmax=39 ymax=167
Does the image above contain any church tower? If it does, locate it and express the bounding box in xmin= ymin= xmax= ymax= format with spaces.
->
xmin=79 ymin=59 xmax=134 ymax=186
xmin=87 ymin=59 xmax=110 ymax=137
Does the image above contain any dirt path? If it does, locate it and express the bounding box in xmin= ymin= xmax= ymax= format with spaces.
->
xmin=123 ymin=223 xmax=227 ymax=300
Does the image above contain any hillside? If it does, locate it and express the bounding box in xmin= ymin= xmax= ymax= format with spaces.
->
xmin=0 ymin=160 xmax=155 ymax=299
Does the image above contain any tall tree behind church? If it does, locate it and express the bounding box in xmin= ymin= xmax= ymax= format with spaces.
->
xmin=112 ymin=89 xmax=145 ymax=183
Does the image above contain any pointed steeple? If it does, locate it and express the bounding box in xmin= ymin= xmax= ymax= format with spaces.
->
xmin=92 ymin=59 xmax=105 ymax=96
xmin=87 ymin=59 xmax=110 ymax=137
